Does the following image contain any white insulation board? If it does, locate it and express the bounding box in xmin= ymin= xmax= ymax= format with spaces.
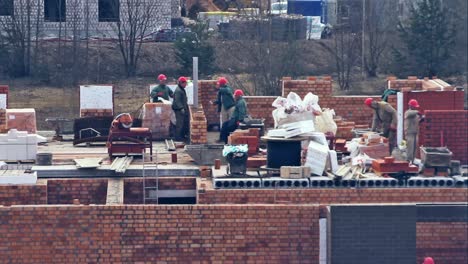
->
xmin=80 ymin=85 xmax=113 ymax=110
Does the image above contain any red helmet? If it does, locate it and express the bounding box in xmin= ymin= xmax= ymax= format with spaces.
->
xmin=234 ymin=89 xmax=244 ymax=96
xmin=218 ymin=77 xmax=228 ymax=86
xmin=364 ymin=98 xmax=373 ymax=107
xmin=408 ymin=99 xmax=420 ymax=108
xmin=158 ymin=74 xmax=167 ymax=81
xmin=178 ymin=76 xmax=187 ymax=83
xmin=423 ymin=257 xmax=434 ymax=264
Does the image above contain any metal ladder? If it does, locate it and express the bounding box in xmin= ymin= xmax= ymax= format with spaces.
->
xmin=142 ymin=150 xmax=159 ymax=204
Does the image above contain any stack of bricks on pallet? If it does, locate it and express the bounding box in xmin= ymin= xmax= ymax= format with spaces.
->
xmin=228 ymin=128 xmax=260 ymax=156
xmin=0 ymin=109 xmax=6 ymax=133
xmin=190 ymin=106 xmax=207 ymax=144
xmin=80 ymin=109 xmax=113 ymax=117
xmin=0 ymin=85 xmax=8 ymax=109
xmin=141 ymin=103 xmax=171 ymax=140
xmin=372 ymin=157 xmax=418 ymax=175
xmin=6 ymin=108 xmax=37 ymax=134
xmin=334 ymin=117 xmax=355 ymax=140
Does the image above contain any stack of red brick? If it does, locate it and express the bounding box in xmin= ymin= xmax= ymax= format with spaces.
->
xmin=0 ymin=109 xmax=6 ymax=133
xmin=190 ymin=106 xmax=207 ymax=144
xmin=141 ymin=103 xmax=172 ymax=140
xmin=80 ymin=109 xmax=113 ymax=117
xmin=5 ymin=108 xmax=37 ymax=133
xmin=334 ymin=117 xmax=355 ymax=140
xmin=372 ymin=157 xmax=418 ymax=175
xmin=228 ymin=128 xmax=260 ymax=156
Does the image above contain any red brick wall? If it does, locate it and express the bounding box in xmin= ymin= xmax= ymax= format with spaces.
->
xmin=47 ymin=179 xmax=108 ymax=205
xmin=124 ymin=177 xmax=196 ymax=204
xmin=244 ymin=96 xmax=276 ymax=128
xmin=190 ymin=106 xmax=208 ymax=144
xmin=197 ymin=187 xmax=468 ymax=204
xmin=0 ymin=205 xmax=319 ymax=263
xmin=404 ymin=91 xmax=465 ymax=112
xmin=419 ymin=110 xmax=468 ymax=163
xmin=198 ymin=80 xmax=219 ymax=127
xmin=0 ymin=184 xmax=47 ymax=206
xmin=417 ymin=222 xmax=468 ymax=264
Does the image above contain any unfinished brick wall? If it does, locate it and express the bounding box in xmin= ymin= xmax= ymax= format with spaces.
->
xmin=141 ymin=103 xmax=172 ymax=140
xmin=124 ymin=177 xmax=196 ymax=204
xmin=197 ymin=185 xmax=468 ymax=204
xmin=198 ymin=80 xmax=219 ymax=127
xmin=244 ymin=96 xmax=277 ymax=127
xmin=0 ymin=184 xmax=47 ymax=206
xmin=190 ymin=106 xmax=208 ymax=144
xmin=419 ymin=110 xmax=468 ymax=163
xmin=417 ymin=222 xmax=468 ymax=264
xmin=403 ymin=91 xmax=465 ymax=112
xmin=47 ymin=179 xmax=108 ymax=205
xmin=0 ymin=205 xmax=319 ymax=263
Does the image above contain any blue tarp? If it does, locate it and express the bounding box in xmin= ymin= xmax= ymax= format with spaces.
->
xmin=287 ymin=0 xmax=323 ymax=17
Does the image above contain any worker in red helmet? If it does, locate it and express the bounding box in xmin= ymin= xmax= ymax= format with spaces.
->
xmin=210 ymin=77 xmax=235 ymax=133
xmin=405 ymin=99 xmax=424 ymax=163
xmin=220 ymin=89 xmax=248 ymax=144
xmin=172 ymin=77 xmax=190 ymax=141
xmin=422 ymin=257 xmax=435 ymax=264
xmin=365 ymin=97 xmax=398 ymax=155
xmin=150 ymin=74 xmax=174 ymax=102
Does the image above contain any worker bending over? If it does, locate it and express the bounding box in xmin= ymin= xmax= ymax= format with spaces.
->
xmin=150 ymin=74 xmax=174 ymax=102
xmin=365 ymin=98 xmax=398 ymax=155
xmin=404 ymin=99 xmax=424 ymax=163
xmin=172 ymin=77 xmax=190 ymax=141
xmin=220 ymin=89 xmax=248 ymax=144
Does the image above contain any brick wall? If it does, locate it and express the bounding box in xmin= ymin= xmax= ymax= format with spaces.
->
xmin=0 ymin=205 xmax=319 ymax=263
xmin=0 ymin=184 xmax=47 ymax=206
xmin=190 ymin=106 xmax=208 ymax=144
xmin=197 ymin=185 xmax=468 ymax=204
xmin=124 ymin=177 xmax=196 ymax=204
xmin=47 ymin=179 xmax=108 ymax=205
xmin=141 ymin=103 xmax=172 ymax=140
xmin=419 ymin=110 xmax=468 ymax=163
xmin=198 ymin=80 xmax=219 ymax=127
xmin=79 ymin=109 xmax=113 ymax=117
xmin=417 ymin=222 xmax=468 ymax=264
xmin=404 ymin=91 xmax=465 ymax=112
xmin=244 ymin=96 xmax=277 ymax=128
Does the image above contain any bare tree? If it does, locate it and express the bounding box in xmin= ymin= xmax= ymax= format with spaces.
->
xmin=0 ymin=0 xmax=36 ymax=77
xmin=114 ymin=0 xmax=157 ymax=77
xmin=319 ymin=23 xmax=360 ymax=90
xmin=363 ymin=0 xmax=397 ymax=77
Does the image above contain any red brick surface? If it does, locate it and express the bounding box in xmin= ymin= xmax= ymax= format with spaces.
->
xmin=47 ymin=179 xmax=108 ymax=205
xmin=124 ymin=177 xmax=196 ymax=204
xmin=0 ymin=184 xmax=47 ymax=206
xmin=417 ymin=222 xmax=468 ymax=264
xmin=0 ymin=205 xmax=319 ymax=263
xmin=190 ymin=106 xmax=208 ymax=144
xmin=419 ymin=110 xmax=468 ymax=163
xmin=198 ymin=187 xmax=468 ymax=204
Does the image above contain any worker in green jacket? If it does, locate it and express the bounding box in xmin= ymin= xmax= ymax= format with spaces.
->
xmin=172 ymin=77 xmax=190 ymax=141
xmin=210 ymin=77 xmax=235 ymax=130
xmin=365 ymin=98 xmax=398 ymax=155
xmin=150 ymin=74 xmax=174 ymax=102
xmin=220 ymin=89 xmax=248 ymax=144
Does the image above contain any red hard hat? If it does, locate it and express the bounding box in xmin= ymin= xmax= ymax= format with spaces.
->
xmin=423 ymin=257 xmax=434 ymax=264
xmin=178 ymin=76 xmax=187 ymax=83
xmin=234 ymin=89 xmax=244 ymax=96
xmin=218 ymin=77 xmax=228 ymax=86
xmin=364 ymin=98 xmax=373 ymax=107
xmin=158 ymin=74 xmax=167 ymax=81
xmin=408 ymin=99 xmax=420 ymax=108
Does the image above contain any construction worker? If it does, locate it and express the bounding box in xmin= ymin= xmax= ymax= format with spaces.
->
xmin=210 ymin=77 xmax=235 ymax=130
xmin=150 ymin=74 xmax=174 ymax=102
xmin=220 ymin=89 xmax=248 ymax=144
xmin=365 ymin=98 xmax=398 ymax=155
xmin=405 ymin=99 xmax=424 ymax=163
xmin=172 ymin=77 xmax=190 ymax=141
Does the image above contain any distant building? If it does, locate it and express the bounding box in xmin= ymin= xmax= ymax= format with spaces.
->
xmin=0 ymin=0 xmax=180 ymax=38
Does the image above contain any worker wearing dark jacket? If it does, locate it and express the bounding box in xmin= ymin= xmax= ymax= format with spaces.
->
xmin=404 ymin=99 xmax=424 ymax=163
xmin=220 ymin=89 xmax=248 ymax=144
xmin=211 ymin=77 xmax=235 ymax=129
xmin=365 ymin=98 xmax=398 ymax=155
xmin=150 ymin=74 xmax=174 ymax=102
xmin=172 ymin=77 xmax=189 ymax=141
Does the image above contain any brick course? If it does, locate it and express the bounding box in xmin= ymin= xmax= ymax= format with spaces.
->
xmin=0 ymin=205 xmax=319 ymax=263
xmin=47 ymin=179 xmax=108 ymax=205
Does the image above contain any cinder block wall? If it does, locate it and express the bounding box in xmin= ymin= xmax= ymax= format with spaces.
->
xmin=0 ymin=204 xmax=320 ymax=263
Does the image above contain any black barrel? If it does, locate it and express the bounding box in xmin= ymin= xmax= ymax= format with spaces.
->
xmin=266 ymin=140 xmax=301 ymax=169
